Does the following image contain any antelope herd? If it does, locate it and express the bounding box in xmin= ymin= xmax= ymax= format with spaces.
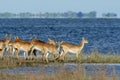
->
xmin=0 ymin=34 xmax=88 ymax=63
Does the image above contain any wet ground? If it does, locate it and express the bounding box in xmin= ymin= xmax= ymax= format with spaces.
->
xmin=0 ymin=63 xmax=120 ymax=77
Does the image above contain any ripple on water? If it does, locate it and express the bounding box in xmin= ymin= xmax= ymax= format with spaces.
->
xmin=1 ymin=63 xmax=120 ymax=77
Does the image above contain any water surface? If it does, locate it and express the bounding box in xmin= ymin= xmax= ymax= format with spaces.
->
xmin=0 ymin=18 xmax=120 ymax=53
xmin=1 ymin=63 xmax=120 ymax=77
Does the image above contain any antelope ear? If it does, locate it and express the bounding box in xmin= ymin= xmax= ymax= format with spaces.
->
xmin=6 ymin=34 xmax=11 ymax=40
xmin=48 ymin=38 xmax=52 ymax=41
xmin=82 ymin=37 xmax=84 ymax=40
xmin=59 ymin=41 xmax=63 ymax=44
xmin=5 ymin=34 xmax=8 ymax=37
xmin=30 ymin=36 xmax=34 ymax=40
xmin=15 ymin=36 xmax=19 ymax=40
xmin=57 ymin=41 xmax=63 ymax=47
xmin=31 ymin=37 xmax=36 ymax=41
xmin=48 ymin=38 xmax=54 ymax=41
xmin=48 ymin=38 xmax=55 ymax=43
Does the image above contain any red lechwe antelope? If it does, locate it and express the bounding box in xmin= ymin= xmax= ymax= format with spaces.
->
xmin=0 ymin=34 xmax=11 ymax=58
xmin=59 ymin=37 xmax=88 ymax=61
xmin=9 ymin=36 xmax=34 ymax=59
xmin=0 ymin=49 xmax=3 ymax=59
xmin=30 ymin=38 xmax=62 ymax=63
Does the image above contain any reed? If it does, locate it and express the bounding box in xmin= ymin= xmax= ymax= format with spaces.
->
xmin=0 ymin=66 xmax=118 ymax=80
xmin=80 ymin=50 xmax=120 ymax=63
xmin=64 ymin=50 xmax=120 ymax=63
xmin=0 ymin=50 xmax=120 ymax=68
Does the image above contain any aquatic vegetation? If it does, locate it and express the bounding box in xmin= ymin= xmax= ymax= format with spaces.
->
xmin=80 ymin=50 xmax=120 ymax=63
xmin=0 ymin=66 xmax=118 ymax=80
xmin=0 ymin=50 xmax=120 ymax=69
xmin=0 ymin=50 xmax=120 ymax=80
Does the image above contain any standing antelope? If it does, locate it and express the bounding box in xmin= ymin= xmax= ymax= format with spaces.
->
xmin=0 ymin=34 xmax=11 ymax=58
xmin=59 ymin=37 xmax=88 ymax=61
xmin=9 ymin=36 xmax=34 ymax=59
xmin=30 ymin=38 xmax=62 ymax=63
xmin=30 ymin=38 xmax=57 ymax=58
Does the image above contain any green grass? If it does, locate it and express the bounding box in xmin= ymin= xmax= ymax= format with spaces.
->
xmin=79 ymin=50 xmax=120 ymax=63
xmin=0 ymin=50 xmax=120 ymax=68
xmin=63 ymin=50 xmax=120 ymax=63
xmin=0 ymin=50 xmax=120 ymax=80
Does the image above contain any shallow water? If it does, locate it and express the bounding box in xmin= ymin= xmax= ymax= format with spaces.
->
xmin=1 ymin=18 xmax=120 ymax=78
xmin=1 ymin=63 xmax=120 ymax=77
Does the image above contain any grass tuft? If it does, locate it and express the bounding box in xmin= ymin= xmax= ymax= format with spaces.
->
xmin=0 ymin=50 xmax=120 ymax=68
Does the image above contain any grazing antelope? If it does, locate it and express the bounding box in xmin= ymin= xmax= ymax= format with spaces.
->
xmin=9 ymin=36 xmax=34 ymax=59
xmin=30 ymin=38 xmax=62 ymax=63
xmin=59 ymin=37 xmax=88 ymax=61
xmin=0 ymin=34 xmax=11 ymax=57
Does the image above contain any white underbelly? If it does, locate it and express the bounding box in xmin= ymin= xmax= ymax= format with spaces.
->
xmin=68 ymin=50 xmax=75 ymax=54
xmin=34 ymin=47 xmax=42 ymax=51
xmin=20 ymin=47 xmax=26 ymax=51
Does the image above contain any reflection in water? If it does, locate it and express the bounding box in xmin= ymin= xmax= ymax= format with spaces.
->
xmin=1 ymin=63 xmax=120 ymax=77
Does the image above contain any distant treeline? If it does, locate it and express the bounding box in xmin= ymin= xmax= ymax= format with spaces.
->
xmin=0 ymin=11 xmax=117 ymax=18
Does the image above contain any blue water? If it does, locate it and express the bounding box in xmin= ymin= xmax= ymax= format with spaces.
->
xmin=0 ymin=18 xmax=120 ymax=53
xmin=1 ymin=18 xmax=120 ymax=78
xmin=1 ymin=63 xmax=120 ymax=77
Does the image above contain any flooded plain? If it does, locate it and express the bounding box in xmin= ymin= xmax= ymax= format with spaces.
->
xmin=1 ymin=63 xmax=120 ymax=78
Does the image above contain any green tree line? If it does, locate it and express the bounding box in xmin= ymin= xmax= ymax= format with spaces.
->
xmin=0 ymin=11 xmax=117 ymax=18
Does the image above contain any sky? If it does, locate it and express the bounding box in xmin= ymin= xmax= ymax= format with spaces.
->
xmin=0 ymin=0 xmax=120 ymax=17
